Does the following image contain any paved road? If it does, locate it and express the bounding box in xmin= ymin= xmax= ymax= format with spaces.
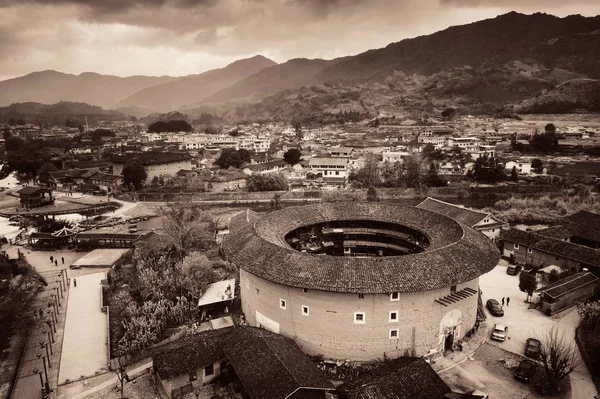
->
xmin=58 ymin=272 xmax=108 ymax=384
xmin=480 ymin=262 xmax=597 ymax=399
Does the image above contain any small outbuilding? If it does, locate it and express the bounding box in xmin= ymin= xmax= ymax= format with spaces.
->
xmin=537 ymin=272 xmax=599 ymax=316
xmin=17 ymin=186 xmax=54 ymax=209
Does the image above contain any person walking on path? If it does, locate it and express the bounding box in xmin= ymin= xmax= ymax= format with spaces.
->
xmin=50 ymin=255 xmax=54 ymax=263
xmin=54 ymin=260 xmax=58 ymax=267
xmin=73 ymin=278 xmax=77 ymax=287
xmin=61 ymin=257 xmax=64 ymax=265
xmin=501 ymin=297 xmax=505 ymax=306
xmin=506 ymin=297 xmax=510 ymax=306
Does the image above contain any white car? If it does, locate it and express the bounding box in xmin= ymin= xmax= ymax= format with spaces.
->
xmin=491 ymin=324 xmax=507 ymax=341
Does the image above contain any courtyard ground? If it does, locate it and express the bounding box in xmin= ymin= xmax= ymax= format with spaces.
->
xmin=478 ymin=261 xmax=597 ymax=399
xmin=58 ymin=271 xmax=109 ymax=384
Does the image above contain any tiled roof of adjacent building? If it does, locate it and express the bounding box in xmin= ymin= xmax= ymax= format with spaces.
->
xmin=500 ymin=229 xmax=600 ymax=267
xmin=17 ymin=186 xmax=51 ymax=195
xmin=416 ymin=197 xmax=495 ymax=227
xmin=565 ymin=210 xmax=600 ymax=231
xmin=223 ymin=203 xmax=499 ymax=293
xmin=153 ymin=327 xmax=234 ymax=380
xmin=223 ymin=327 xmax=334 ymax=399
xmin=537 ymin=272 xmax=599 ymax=299
xmin=308 ymin=157 xmax=349 ymax=167
xmin=108 ymin=151 xmax=191 ymax=165
xmin=339 ymin=357 xmax=451 ymax=399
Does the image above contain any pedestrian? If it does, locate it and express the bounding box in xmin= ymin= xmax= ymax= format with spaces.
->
xmin=61 ymin=257 xmax=64 ymax=265
xmin=54 ymin=260 xmax=58 ymax=267
xmin=501 ymin=297 xmax=505 ymax=306
xmin=506 ymin=297 xmax=510 ymax=306
xmin=73 ymin=278 xmax=77 ymax=287
xmin=50 ymin=255 xmax=54 ymax=263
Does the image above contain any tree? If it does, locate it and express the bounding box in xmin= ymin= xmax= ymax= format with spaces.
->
xmin=283 ymin=148 xmax=302 ymax=165
xmin=421 ymin=144 xmax=444 ymax=162
xmin=5 ymin=137 xmax=24 ymax=151
xmin=270 ymin=193 xmax=283 ymax=211
xmin=366 ymin=185 xmax=380 ymax=202
xmin=246 ymin=174 xmax=288 ymax=192
xmin=539 ymin=325 xmax=582 ymax=394
xmin=424 ymin=162 xmax=446 ymax=187
xmin=531 ymin=158 xmax=543 ymax=174
xmin=216 ymin=148 xmax=244 ymax=169
xmin=471 ymin=155 xmax=506 ymax=183
xmin=545 ymin=123 xmax=556 ymax=134
xmin=349 ymin=153 xmax=382 ymax=188
xmin=519 ymin=271 xmax=537 ymax=302
xmin=122 ymin=163 xmax=147 ymax=190
xmin=404 ymin=155 xmax=423 ymax=190
xmin=148 ymin=120 xmax=193 ymax=133
xmin=530 ymin=129 xmax=558 ymax=153
xmin=238 ymin=148 xmax=251 ymax=165
xmin=228 ymin=128 xmax=241 ymax=137
xmin=159 ymin=204 xmax=215 ymax=259
xmin=441 ymin=108 xmax=456 ymax=120
xmin=510 ymin=166 xmax=519 ymax=182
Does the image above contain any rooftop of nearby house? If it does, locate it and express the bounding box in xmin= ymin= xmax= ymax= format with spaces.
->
xmin=108 ymin=151 xmax=191 ymax=166
xmin=338 ymin=357 xmax=451 ymax=399
xmin=153 ymin=327 xmax=234 ymax=380
xmin=500 ymin=229 xmax=600 ymax=267
xmin=223 ymin=327 xmax=334 ymax=399
xmin=416 ymin=197 xmax=499 ymax=227
xmin=536 ymin=272 xmax=599 ymax=299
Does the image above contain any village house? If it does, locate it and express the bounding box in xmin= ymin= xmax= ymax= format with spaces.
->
xmin=499 ymin=229 xmax=600 ymax=274
xmin=242 ymin=159 xmax=288 ymax=175
xmin=109 ymin=152 xmax=193 ymax=184
xmin=417 ymin=127 xmax=455 ymax=146
xmin=505 ymin=160 xmax=532 ymax=175
xmin=17 ymin=186 xmax=54 ymax=209
xmin=204 ymin=172 xmax=247 ymax=192
xmin=381 ymin=150 xmax=411 ymax=163
xmin=537 ymin=272 xmax=599 ymax=316
xmin=223 ymin=327 xmax=334 ymax=399
xmin=337 ymin=357 xmax=451 ymax=399
xmin=417 ymin=197 xmax=509 ymax=239
xmin=306 ymin=156 xmax=349 ymax=188
xmin=329 ymin=146 xmax=355 ymax=157
xmin=153 ymin=328 xmax=234 ymax=399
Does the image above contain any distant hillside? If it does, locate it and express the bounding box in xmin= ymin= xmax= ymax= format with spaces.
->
xmin=311 ymin=12 xmax=600 ymax=84
xmin=202 ymin=58 xmax=335 ymax=104
xmin=200 ymin=12 xmax=600 ymax=115
xmin=0 ymin=71 xmax=175 ymax=108
xmin=113 ymin=105 xmax=155 ymax=119
xmin=117 ymin=56 xmax=277 ymax=112
xmin=516 ymin=79 xmax=600 ymax=113
xmin=0 ymin=101 xmax=125 ymax=126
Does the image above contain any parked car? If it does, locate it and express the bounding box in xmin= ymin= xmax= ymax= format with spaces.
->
xmin=491 ymin=324 xmax=507 ymax=341
xmin=514 ymin=360 xmax=537 ymax=382
xmin=507 ymin=265 xmax=522 ymax=275
xmin=525 ymin=338 xmax=541 ymax=359
xmin=486 ymin=299 xmax=504 ymax=317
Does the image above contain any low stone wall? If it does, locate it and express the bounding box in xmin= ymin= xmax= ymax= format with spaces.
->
xmin=575 ymin=325 xmax=600 ymax=394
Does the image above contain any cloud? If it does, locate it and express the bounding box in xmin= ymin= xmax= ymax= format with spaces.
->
xmin=0 ymin=0 xmax=598 ymax=80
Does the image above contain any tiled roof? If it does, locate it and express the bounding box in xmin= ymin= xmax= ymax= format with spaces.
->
xmin=340 ymin=357 xmax=450 ymax=399
xmin=223 ymin=327 xmax=334 ymax=399
xmin=154 ymin=327 xmax=234 ymax=380
xmin=565 ymin=210 xmax=600 ymax=231
xmin=109 ymin=152 xmax=191 ymax=165
xmin=17 ymin=186 xmax=51 ymax=195
xmin=416 ymin=197 xmax=490 ymax=227
xmin=309 ymin=157 xmax=349 ymax=167
xmin=537 ymin=272 xmax=599 ymax=299
xmin=223 ymin=203 xmax=499 ymax=293
xmin=246 ymin=159 xmax=287 ymax=171
xmin=500 ymin=229 xmax=600 ymax=267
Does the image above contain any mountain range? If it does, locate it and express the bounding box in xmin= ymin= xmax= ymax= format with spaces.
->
xmin=2 ymin=12 xmax=600 ymax=120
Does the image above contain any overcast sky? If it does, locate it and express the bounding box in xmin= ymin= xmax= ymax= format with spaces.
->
xmin=0 ymin=0 xmax=599 ymax=81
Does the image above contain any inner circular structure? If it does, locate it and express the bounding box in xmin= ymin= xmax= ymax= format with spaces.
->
xmin=284 ymin=219 xmax=430 ymax=257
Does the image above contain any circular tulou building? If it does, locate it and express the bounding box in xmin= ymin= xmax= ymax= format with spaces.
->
xmin=223 ymin=202 xmax=499 ymax=361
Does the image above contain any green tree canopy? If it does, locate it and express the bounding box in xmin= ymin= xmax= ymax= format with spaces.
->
xmin=246 ymin=174 xmax=288 ymax=192
xmin=122 ymin=163 xmax=147 ymax=190
xmin=216 ymin=147 xmax=249 ymax=169
xmin=531 ymin=158 xmax=544 ymax=173
xmin=283 ymin=148 xmax=302 ymax=165
xmin=148 ymin=120 xmax=193 ymax=133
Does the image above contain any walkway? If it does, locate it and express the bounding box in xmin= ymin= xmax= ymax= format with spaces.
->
xmin=58 ymin=272 xmax=108 ymax=384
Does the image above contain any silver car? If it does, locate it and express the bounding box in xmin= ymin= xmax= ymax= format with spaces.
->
xmin=491 ymin=324 xmax=507 ymax=341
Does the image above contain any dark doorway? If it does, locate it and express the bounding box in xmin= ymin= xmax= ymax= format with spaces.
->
xmin=444 ymin=332 xmax=454 ymax=351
